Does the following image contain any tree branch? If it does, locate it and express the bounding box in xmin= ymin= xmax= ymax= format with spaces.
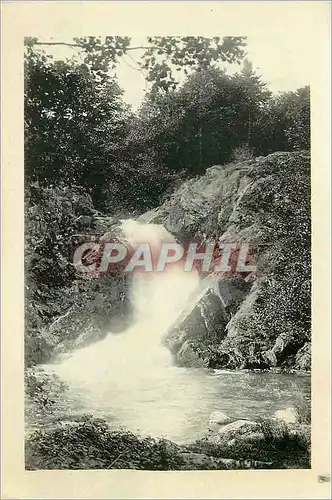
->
xmin=34 ymin=42 xmax=81 ymax=48
xmin=128 ymin=46 xmax=150 ymax=51
xmin=33 ymin=42 xmax=150 ymax=51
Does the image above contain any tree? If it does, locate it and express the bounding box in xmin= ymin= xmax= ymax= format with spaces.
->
xmin=25 ymin=47 xmax=132 ymax=211
xmin=140 ymin=36 xmax=247 ymax=94
xmin=282 ymin=86 xmax=310 ymax=150
xmin=28 ymin=36 xmax=247 ymax=94
xmin=131 ymin=66 xmax=271 ymax=180
xmin=252 ymin=86 xmax=310 ymax=155
xmin=233 ymin=59 xmax=271 ymax=151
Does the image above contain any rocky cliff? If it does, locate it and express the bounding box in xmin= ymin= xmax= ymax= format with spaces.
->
xmin=151 ymin=151 xmax=311 ymax=370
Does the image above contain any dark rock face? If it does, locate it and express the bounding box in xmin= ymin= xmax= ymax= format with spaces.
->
xmin=164 ymin=277 xmax=249 ymax=368
xmin=159 ymin=162 xmax=253 ymax=239
xmin=157 ymin=152 xmax=311 ymax=371
xmin=48 ymin=272 xmax=133 ymax=359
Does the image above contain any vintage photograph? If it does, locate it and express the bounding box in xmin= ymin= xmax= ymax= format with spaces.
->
xmin=24 ymin=34 xmax=311 ymax=471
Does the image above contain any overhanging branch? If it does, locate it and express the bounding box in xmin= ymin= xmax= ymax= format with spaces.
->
xmin=33 ymin=42 xmax=150 ymax=51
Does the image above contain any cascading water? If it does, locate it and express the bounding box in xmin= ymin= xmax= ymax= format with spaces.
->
xmin=46 ymin=220 xmax=206 ymax=441
xmin=44 ymin=220 xmax=310 ymax=444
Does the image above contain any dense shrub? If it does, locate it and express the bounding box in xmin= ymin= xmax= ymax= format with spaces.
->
xmin=25 ymin=415 xmax=185 ymax=470
xmin=25 ymin=414 xmax=310 ymax=470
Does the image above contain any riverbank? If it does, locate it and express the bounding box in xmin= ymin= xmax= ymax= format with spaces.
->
xmin=25 ymin=410 xmax=310 ymax=470
xmin=25 ymin=365 xmax=310 ymax=470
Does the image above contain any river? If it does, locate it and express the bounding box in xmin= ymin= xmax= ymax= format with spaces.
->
xmin=39 ymin=220 xmax=310 ymax=445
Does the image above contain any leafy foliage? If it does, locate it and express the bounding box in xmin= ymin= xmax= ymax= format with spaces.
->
xmin=252 ymin=86 xmax=310 ymax=154
xmin=133 ymin=65 xmax=270 ymax=178
xmin=25 ymin=48 xmax=132 ymax=211
xmin=131 ymin=64 xmax=309 ymax=184
xmin=35 ymin=36 xmax=247 ymax=93
xmin=140 ymin=36 xmax=247 ymax=93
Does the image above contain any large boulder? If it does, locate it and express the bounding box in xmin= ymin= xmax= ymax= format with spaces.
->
xmin=164 ymin=277 xmax=249 ymax=368
xmin=209 ymin=410 xmax=231 ymax=427
xmin=207 ymin=419 xmax=265 ymax=447
xmin=218 ymin=419 xmax=261 ymax=438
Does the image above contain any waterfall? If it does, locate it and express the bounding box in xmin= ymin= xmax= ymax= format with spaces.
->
xmin=46 ymin=220 xmax=203 ymax=440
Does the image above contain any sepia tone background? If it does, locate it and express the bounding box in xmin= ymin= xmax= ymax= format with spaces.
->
xmin=1 ymin=1 xmax=331 ymax=498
